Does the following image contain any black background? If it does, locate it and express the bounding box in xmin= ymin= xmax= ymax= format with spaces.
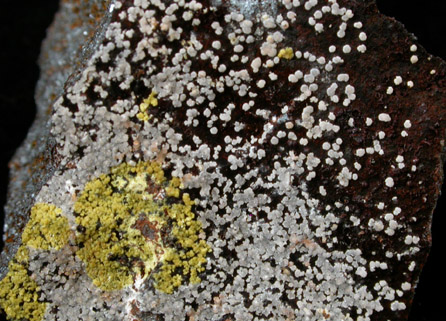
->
xmin=0 ymin=1 xmax=444 ymax=320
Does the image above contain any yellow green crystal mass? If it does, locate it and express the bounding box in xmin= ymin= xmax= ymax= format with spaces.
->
xmin=0 ymin=203 xmax=70 ymax=321
xmin=0 ymin=160 xmax=210 ymax=321
xmin=74 ymin=161 xmax=211 ymax=293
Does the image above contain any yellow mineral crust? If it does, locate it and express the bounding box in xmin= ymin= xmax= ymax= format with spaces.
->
xmin=0 ymin=160 xmax=210 ymax=321
xmin=0 ymin=252 xmax=46 ymax=321
xmin=74 ymin=161 xmax=211 ymax=293
xmin=22 ymin=203 xmax=71 ymax=250
xmin=0 ymin=204 xmax=70 ymax=321
xmin=137 ymin=90 xmax=158 ymax=122
xmin=277 ymin=47 xmax=294 ymax=60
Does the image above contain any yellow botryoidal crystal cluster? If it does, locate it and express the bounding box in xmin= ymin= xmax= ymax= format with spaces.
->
xmin=137 ymin=90 xmax=158 ymax=121
xmin=0 ymin=204 xmax=71 ymax=321
xmin=74 ymin=161 xmax=211 ymax=293
xmin=0 ymin=160 xmax=209 ymax=320
xmin=277 ymin=47 xmax=294 ymax=60
xmin=153 ymin=193 xmax=209 ymax=294
xmin=22 ymin=203 xmax=70 ymax=251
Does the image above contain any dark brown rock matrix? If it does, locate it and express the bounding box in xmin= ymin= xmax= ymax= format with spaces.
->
xmin=1 ymin=1 xmax=445 ymax=320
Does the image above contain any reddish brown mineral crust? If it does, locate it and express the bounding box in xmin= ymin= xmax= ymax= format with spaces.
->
xmin=1 ymin=0 xmax=445 ymax=320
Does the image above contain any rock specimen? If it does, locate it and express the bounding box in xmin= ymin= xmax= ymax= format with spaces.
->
xmin=1 ymin=0 xmax=445 ymax=320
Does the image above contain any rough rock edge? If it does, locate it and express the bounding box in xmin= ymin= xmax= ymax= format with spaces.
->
xmin=0 ymin=0 xmax=114 ymax=279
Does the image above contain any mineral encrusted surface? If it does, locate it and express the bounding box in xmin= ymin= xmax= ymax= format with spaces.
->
xmin=1 ymin=1 xmax=446 ymax=320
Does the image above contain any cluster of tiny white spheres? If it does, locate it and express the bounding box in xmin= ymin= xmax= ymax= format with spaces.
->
xmin=43 ymin=0 xmax=427 ymax=320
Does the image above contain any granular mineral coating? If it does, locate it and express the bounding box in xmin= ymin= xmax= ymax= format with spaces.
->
xmin=1 ymin=0 xmax=446 ymax=320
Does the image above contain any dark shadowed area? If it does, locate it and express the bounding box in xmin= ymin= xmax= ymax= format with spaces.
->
xmin=0 ymin=1 xmax=59 ymax=319
xmin=375 ymin=2 xmax=446 ymax=321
